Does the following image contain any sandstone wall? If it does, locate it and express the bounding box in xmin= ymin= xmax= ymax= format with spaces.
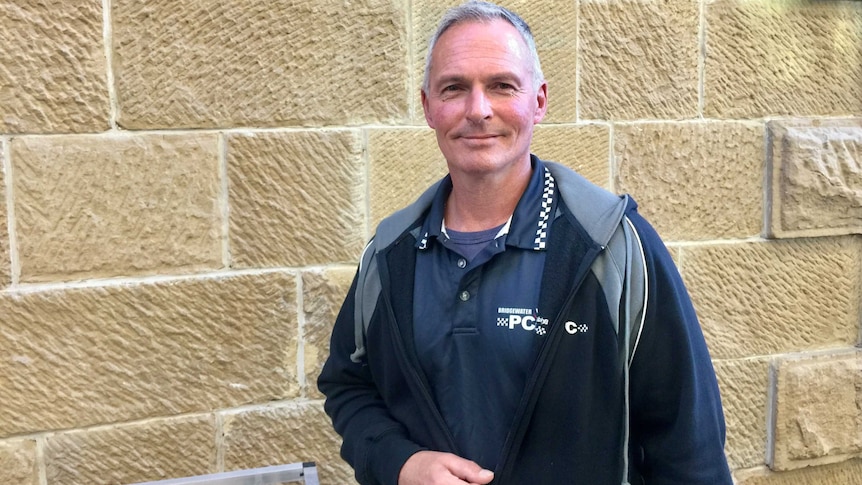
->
xmin=1 ymin=1 xmax=860 ymax=484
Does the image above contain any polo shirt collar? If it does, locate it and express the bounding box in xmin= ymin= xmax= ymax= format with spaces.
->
xmin=417 ymin=155 xmax=557 ymax=251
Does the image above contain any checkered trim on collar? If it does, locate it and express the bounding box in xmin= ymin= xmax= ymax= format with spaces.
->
xmin=533 ymin=167 xmax=555 ymax=250
xmin=415 ymin=159 xmax=556 ymax=251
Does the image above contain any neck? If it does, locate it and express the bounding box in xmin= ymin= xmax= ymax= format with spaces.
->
xmin=445 ymin=160 xmax=532 ymax=232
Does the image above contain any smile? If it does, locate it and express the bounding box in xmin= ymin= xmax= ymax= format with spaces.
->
xmin=460 ymin=134 xmax=499 ymax=140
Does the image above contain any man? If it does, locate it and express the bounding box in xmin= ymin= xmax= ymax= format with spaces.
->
xmin=318 ymin=2 xmax=733 ymax=484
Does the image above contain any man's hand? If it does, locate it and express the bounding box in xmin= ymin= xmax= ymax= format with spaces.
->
xmin=398 ymin=451 xmax=494 ymax=485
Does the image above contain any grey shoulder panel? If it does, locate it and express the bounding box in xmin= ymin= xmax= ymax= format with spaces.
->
xmin=375 ymin=178 xmax=443 ymax=250
xmin=350 ymin=177 xmax=444 ymax=363
xmin=350 ymin=239 xmax=381 ymax=363
xmin=587 ymin=210 xmax=647 ymax=363
xmin=622 ymin=216 xmax=647 ymax=364
xmin=544 ymin=160 xmax=627 ymax=247
xmin=620 ymin=215 xmax=647 ymax=485
xmin=591 ymin=223 xmax=626 ymax=348
xmin=546 ymin=160 xmax=646 ymax=361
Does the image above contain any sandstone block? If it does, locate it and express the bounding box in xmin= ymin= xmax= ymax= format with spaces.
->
xmin=511 ymin=0 xmax=578 ymax=123
xmin=367 ymin=128 xmax=447 ymax=229
xmin=11 ymin=134 xmax=222 ymax=282
xmin=302 ymin=267 xmax=356 ymax=399
xmin=579 ymin=0 xmax=699 ymax=120
xmin=227 ymin=130 xmax=365 ymax=267
xmin=0 ymin=439 xmax=37 ymax=485
xmin=222 ymin=402 xmax=356 ymax=485
xmin=411 ymin=0 xmax=578 ymax=123
xmin=532 ymin=124 xmax=610 ymax=189
xmin=705 ymin=0 xmax=862 ymax=118
xmin=44 ymin=415 xmax=216 ymax=485
xmin=0 ymin=272 xmax=298 ymax=436
xmin=0 ymin=141 xmax=9 ymax=289
xmin=0 ymin=1 xmax=108 ymax=133
xmin=714 ymin=358 xmax=770 ymax=469
xmin=615 ymin=122 xmax=764 ymax=241
xmin=768 ymin=351 xmax=862 ymax=471
xmin=680 ymin=237 xmax=861 ymax=359
xmin=112 ymin=0 xmax=408 ymax=129
xmin=735 ymin=459 xmax=862 ymax=485
xmin=768 ymin=119 xmax=862 ymax=238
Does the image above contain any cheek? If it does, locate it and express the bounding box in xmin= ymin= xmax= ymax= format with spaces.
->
xmin=496 ymin=97 xmax=537 ymax=121
xmin=430 ymin=104 xmax=461 ymax=130
xmin=503 ymin=105 xmax=537 ymax=129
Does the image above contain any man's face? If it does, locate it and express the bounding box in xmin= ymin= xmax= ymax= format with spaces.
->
xmin=422 ymin=19 xmax=547 ymax=179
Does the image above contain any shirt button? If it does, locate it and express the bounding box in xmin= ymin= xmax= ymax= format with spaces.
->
xmin=459 ymin=290 xmax=470 ymax=302
xmin=457 ymin=258 xmax=467 ymax=269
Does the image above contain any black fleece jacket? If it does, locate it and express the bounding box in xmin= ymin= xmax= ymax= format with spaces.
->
xmin=318 ymin=159 xmax=732 ymax=485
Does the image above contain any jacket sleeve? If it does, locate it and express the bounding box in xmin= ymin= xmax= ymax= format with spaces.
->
xmin=627 ymin=213 xmax=733 ymax=485
xmin=317 ymin=271 xmax=424 ymax=485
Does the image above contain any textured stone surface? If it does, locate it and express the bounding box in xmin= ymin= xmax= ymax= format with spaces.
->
xmin=0 ymin=1 xmax=108 ymax=133
xmin=44 ymin=415 xmax=216 ymax=485
xmin=367 ymin=128 xmax=448 ymax=229
xmin=735 ymin=460 xmax=862 ymax=485
xmin=769 ymin=351 xmax=862 ymax=470
xmin=222 ymin=402 xmax=355 ymax=485
xmin=680 ymin=238 xmax=861 ymax=359
xmin=615 ymin=122 xmax=764 ymax=241
xmin=113 ymin=0 xmax=408 ymax=129
xmin=302 ymin=267 xmax=356 ymax=399
xmin=412 ymin=0 xmax=578 ymax=123
xmin=0 ymin=439 xmax=37 ymax=485
xmin=227 ymin=130 xmax=365 ymax=267
xmin=0 ymin=140 xmax=9 ymax=289
xmin=0 ymin=272 xmax=298 ymax=436
xmin=579 ymin=0 xmax=698 ymax=120
xmin=11 ymin=134 xmax=221 ymax=282
xmin=532 ymin=124 xmax=610 ymax=188
xmin=768 ymin=119 xmax=862 ymax=238
xmin=714 ymin=358 xmax=770 ymax=469
xmin=705 ymin=0 xmax=862 ymax=118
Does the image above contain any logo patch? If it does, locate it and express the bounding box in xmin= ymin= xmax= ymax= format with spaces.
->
xmin=496 ymin=307 xmax=549 ymax=336
xmin=565 ymin=321 xmax=589 ymax=335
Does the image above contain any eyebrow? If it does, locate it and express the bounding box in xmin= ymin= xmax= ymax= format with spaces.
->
xmin=433 ymin=72 xmax=523 ymax=88
xmin=434 ymin=74 xmax=468 ymax=87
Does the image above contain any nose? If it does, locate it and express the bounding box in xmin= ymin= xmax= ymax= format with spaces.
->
xmin=465 ymin=88 xmax=492 ymax=123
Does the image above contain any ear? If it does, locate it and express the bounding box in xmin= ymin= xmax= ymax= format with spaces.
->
xmin=421 ymin=89 xmax=436 ymax=128
xmin=533 ymin=81 xmax=548 ymax=124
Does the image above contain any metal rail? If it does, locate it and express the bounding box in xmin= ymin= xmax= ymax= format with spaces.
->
xmin=128 ymin=462 xmax=319 ymax=485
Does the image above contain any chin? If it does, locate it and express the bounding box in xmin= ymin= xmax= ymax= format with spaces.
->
xmin=448 ymin=149 xmax=528 ymax=173
xmin=450 ymin=159 xmax=510 ymax=177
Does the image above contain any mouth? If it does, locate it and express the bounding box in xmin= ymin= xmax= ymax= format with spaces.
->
xmin=458 ymin=134 xmax=500 ymax=140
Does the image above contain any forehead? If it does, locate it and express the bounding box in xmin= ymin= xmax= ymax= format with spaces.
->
xmin=429 ymin=19 xmax=531 ymax=80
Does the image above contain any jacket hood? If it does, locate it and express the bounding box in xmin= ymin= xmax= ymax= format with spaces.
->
xmin=544 ymin=160 xmax=629 ymax=249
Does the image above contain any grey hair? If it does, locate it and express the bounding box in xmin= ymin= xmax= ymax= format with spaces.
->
xmin=421 ymin=1 xmax=545 ymax=93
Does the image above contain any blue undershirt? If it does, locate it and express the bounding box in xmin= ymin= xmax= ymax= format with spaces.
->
xmin=444 ymin=224 xmax=505 ymax=260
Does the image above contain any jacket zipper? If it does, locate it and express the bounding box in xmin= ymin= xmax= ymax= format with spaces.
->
xmin=379 ymin=289 xmax=460 ymax=452
xmin=494 ymin=244 xmax=604 ymax=481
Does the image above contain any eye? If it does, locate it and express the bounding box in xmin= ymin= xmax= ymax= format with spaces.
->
xmin=442 ymin=84 xmax=461 ymax=93
xmin=494 ymin=82 xmax=516 ymax=90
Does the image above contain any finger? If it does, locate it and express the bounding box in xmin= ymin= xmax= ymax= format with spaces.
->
xmin=468 ymin=469 xmax=494 ymax=485
xmin=447 ymin=458 xmax=494 ymax=484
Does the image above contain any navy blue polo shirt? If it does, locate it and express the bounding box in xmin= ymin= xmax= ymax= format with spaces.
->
xmin=413 ymin=159 xmax=558 ymax=470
